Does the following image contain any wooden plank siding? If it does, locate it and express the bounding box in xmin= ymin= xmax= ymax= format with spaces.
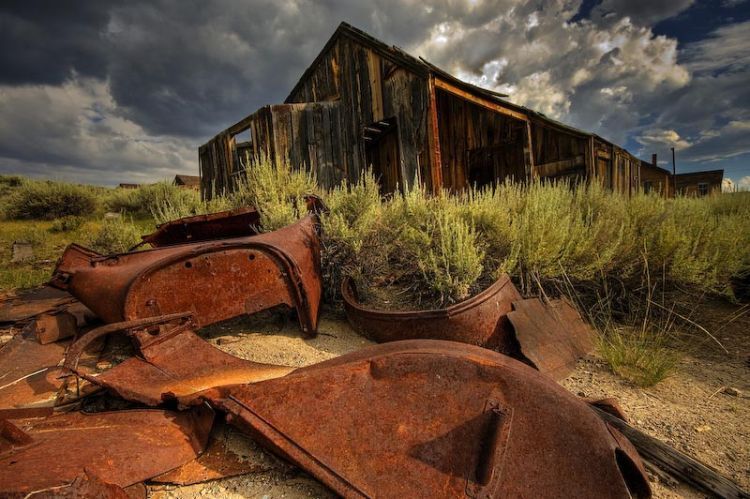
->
xmin=199 ymin=23 xmax=658 ymax=200
xmin=286 ymin=36 xmax=431 ymax=190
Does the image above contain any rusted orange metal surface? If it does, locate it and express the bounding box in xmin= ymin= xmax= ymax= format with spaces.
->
xmin=24 ymin=471 xmax=142 ymax=499
xmin=341 ymin=273 xmax=522 ymax=350
xmin=65 ymin=315 xmax=293 ymax=406
xmin=137 ymin=206 xmax=260 ymax=248
xmin=507 ymin=297 xmax=596 ymax=379
xmin=0 ymin=406 xmax=213 ymax=495
xmin=51 ymin=214 xmax=322 ymax=335
xmin=197 ymin=340 xmax=650 ymax=498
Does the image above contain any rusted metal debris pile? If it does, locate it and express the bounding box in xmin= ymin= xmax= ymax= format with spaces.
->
xmin=0 ymin=203 xmax=653 ymax=498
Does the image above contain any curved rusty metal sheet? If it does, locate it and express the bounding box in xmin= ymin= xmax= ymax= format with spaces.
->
xmin=137 ymin=206 xmax=260 ymax=249
xmin=64 ymin=316 xmax=293 ymax=406
xmin=342 ymin=274 xmax=522 ymax=351
xmin=507 ymin=297 xmax=596 ymax=380
xmin=204 ymin=340 xmax=650 ymax=499
xmin=0 ymin=405 xmax=214 ymax=495
xmin=0 ymin=286 xmax=77 ymax=325
xmin=50 ymin=214 xmax=322 ymax=335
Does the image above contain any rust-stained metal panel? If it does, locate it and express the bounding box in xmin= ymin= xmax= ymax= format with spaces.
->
xmin=151 ymin=422 xmax=273 ymax=486
xmin=28 ymin=302 xmax=96 ymax=345
xmin=0 ymin=406 xmax=214 ymax=495
xmin=0 ymin=286 xmax=76 ymax=324
xmin=206 ymin=340 xmax=650 ymax=498
xmin=51 ymin=214 xmax=322 ymax=335
xmin=24 ymin=470 xmax=140 ymax=498
xmin=65 ymin=317 xmax=293 ymax=406
xmin=341 ymin=273 xmax=522 ymax=351
xmin=507 ymin=298 xmax=596 ymax=380
xmin=138 ymin=206 xmax=260 ymax=248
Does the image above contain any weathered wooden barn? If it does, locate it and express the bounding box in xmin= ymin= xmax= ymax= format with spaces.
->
xmin=199 ymin=23 xmax=651 ymax=198
xmin=675 ymin=170 xmax=724 ymax=197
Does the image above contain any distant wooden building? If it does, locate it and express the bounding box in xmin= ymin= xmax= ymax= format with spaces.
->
xmin=118 ymin=183 xmax=141 ymax=189
xmin=675 ymin=170 xmax=724 ymax=197
xmin=639 ymin=154 xmax=673 ymax=197
xmin=174 ymin=174 xmax=200 ymax=190
xmin=198 ymin=23 xmax=696 ymax=199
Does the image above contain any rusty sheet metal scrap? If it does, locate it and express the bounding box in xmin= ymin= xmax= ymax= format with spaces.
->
xmin=137 ymin=206 xmax=261 ymax=249
xmin=23 ymin=471 xmax=145 ymax=499
xmin=0 ymin=286 xmax=77 ymax=325
xmin=28 ymin=301 xmax=98 ymax=345
xmin=0 ymin=331 xmax=101 ymax=415
xmin=64 ymin=314 xmax=293 ymax=406
xmin=203 ymin=340 xmax=651 ymax=499
xmin=342 ymin=273 xmax=522 ymax=350
xmin=0 ymin=405 xmax=214 ymax=496
xmin=51 ymin=214 xmax=322 ymax=335
xmin=507 ymin=297 xmax=596 ymax=380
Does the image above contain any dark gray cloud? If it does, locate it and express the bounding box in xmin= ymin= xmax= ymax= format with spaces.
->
xmin=0 ymin=0 xmax=748 ymax=185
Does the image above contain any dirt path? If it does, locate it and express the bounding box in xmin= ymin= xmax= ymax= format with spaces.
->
xmin=147 ymin=304 xmax=749 ymax=499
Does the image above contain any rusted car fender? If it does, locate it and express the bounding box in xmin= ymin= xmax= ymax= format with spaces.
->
xmin=50 ymin=214 xmax=322 ymax=335
xmin=341 ymin=273 xmax=522 ymax=351
xmin=205 ymin=340 xmax=650 ymax=498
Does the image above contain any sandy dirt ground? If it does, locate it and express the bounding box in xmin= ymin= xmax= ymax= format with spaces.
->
xmin=142 ymin=302 xmax=749 ymax=499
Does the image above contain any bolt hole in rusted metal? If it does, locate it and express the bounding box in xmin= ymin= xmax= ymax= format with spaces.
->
xmin=184 ymin=261 xmax=192 ymax=269
xmin=248 ymin=254 xmax=255 ymax=261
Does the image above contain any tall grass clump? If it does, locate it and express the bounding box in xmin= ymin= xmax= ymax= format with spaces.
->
xmin=87 ymin=217 xmax=142 ymax=254
xmin=105 ymin=182 xmax=232 ymax=225
xmin=5 ymin=180 xmax=99 ymax=220
xmin=231 ymin=158 xmax=317 ymax=231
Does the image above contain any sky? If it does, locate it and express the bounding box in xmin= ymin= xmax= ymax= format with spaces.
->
xmin=0 ymin=0 xmax=748 ymax=188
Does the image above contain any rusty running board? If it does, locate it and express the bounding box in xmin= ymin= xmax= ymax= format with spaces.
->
xmin=67 ymin=323 xmax=650 ymax=498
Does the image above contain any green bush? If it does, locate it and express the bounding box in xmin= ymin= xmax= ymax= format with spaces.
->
xmin=5 ymin=180 xmax=99 ymax=220
xmin=231 ymin=158 xmax=317 ymax=231
xmin=88 ymin=217 xmax=142 ymax=254
xmin=49 ymin=215 xmax=85 ymax=233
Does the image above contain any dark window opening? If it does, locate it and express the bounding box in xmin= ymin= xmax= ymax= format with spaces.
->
xmin=643 ymin=180 xmax=652 ymax=194
xmin=698 ymin=182 xmax=709 ymax=196
xmin=364 ymin=117 xmax=401 ymax=194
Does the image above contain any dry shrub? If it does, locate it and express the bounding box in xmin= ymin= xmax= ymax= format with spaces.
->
xmin=88 ymin=217 xmax=142 ymax=254
xmin=5 ymin=180 xmax=99 ymax=220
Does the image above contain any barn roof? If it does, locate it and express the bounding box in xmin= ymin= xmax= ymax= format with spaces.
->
xmin=174 ymin=174 xmax=200 ymax=186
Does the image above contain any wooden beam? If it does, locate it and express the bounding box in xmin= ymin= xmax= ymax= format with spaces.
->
xmin=427 ymin=76 xmax=443 ymax=194
xmin=536 ymin=155 xmax=586 ymax=176
xmin=434 ymin=78 xmax=529 ymax=123
xmin=593 ymin=407 xmax=750 ymax=499
xmin=525 ymin=121 xmax=536 ymax=179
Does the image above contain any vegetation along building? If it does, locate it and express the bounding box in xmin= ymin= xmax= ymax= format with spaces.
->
xmin=199 ymin=22 xmax=722 ymax=198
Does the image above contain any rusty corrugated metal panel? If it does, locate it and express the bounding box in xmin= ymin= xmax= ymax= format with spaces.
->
xmin=341 ymin=273 xmax=522 ymax=350
xmin=64 ymin=316 xmax=293 ymax=406
xmin=50 ymin=214 xmax=322 ymax=335
xmin=507 ymin=298 xmax=596 ymax=380
xmin=0 ymin=405 xmax=214 ymax=495
xmin=138 ymin=206 xmax=260 ymax=248
xmin=203 ymin=340 xmax=650 ymax=498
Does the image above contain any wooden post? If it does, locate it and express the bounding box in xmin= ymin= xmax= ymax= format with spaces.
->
xmin=593 ymin=407 xmax=750 ymax=499
xmin=427 ymin=76 xmax=443 ymax=194
xmin=525 ymin=121 xmax=536 ymax=180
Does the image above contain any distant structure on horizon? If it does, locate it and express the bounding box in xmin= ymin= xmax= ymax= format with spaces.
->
xmin=174 ymin=174 xmax=200 ymax=190
xmin=199 ymin=22 xmax=723 ymax=199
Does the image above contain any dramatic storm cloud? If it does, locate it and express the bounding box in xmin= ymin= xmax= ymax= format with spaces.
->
xmin=0 ymin=0 xmax=748 ymax=185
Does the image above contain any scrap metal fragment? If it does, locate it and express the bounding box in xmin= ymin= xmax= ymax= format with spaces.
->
xmin=23 ymin=471 xmax=141 ymax=499
xmin=28 ymin=302 xmax=97 ymax=345
xmin=137 ymin=206 xmax=260 ymax=248
xmin=0 ymin=405 xmax=214 ymax=495
xmin=342 ymin=273 xmax=522 ymax=350
xmin=204 ymin=340 xmax=650 ymax=498
xmin=51 ymin=214 xmax=322 ymax=335
xmin=0 ymin=286 xmax=76 ymax=325
xmin=151 ymin=422 xmax=274 ymax=486
xmin=64 ymin=315 xmax=293 ymax=406
xmin=507 ymin=297 xmax=595 ymax=379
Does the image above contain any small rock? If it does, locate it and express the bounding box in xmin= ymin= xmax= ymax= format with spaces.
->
xmin=722 ymin=387 xmax=741 ymax=397
xmin=577 ymin=391 xmax=587 ymax=397
xmin=695 ymin=424 xmax=711 ymax=433
xmin=104 ymin=212 xmax=122 ymax=220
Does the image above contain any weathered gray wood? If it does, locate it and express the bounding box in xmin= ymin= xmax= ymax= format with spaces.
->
xmin=593 ymin=407 xmax=750 ymax=499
